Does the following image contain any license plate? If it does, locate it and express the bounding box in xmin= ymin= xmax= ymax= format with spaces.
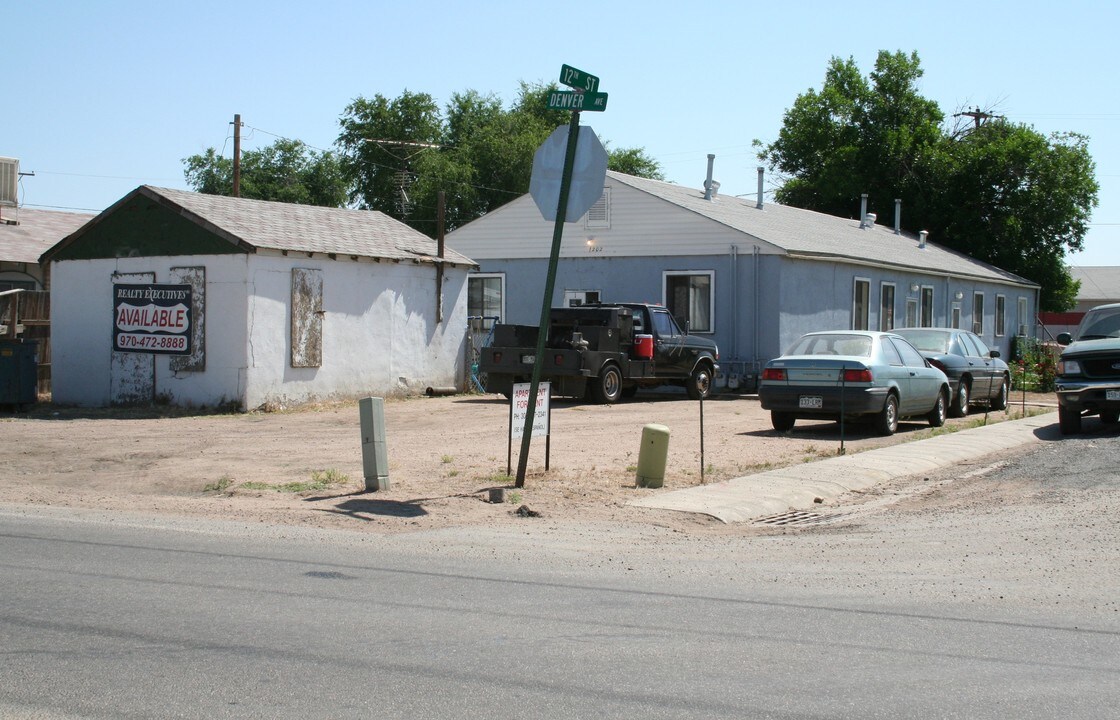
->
xmin=520 ymin=354 xmax=535 ymax=364
xmin=1107 ymin=390 xmax=1120 ymax=401
xmin=799 ymin=395 xmax=823 ymax=409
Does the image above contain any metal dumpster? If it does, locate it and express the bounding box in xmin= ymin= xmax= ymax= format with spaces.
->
xmin=0 ymin=340 xmax=38 ymax=409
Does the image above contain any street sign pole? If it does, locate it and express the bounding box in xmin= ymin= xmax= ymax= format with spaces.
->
xmin=515 ymin=109 xmax=581 ymax=488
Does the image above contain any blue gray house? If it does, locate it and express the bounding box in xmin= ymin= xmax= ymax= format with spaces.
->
xmin=446 ymin=169 xmax=1040 ymax=390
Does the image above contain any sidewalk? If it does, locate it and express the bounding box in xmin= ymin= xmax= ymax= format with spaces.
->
xmin=628 ymin=411 xmax=1057 ymax=523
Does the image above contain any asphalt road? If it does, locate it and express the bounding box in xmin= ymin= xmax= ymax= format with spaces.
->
xmin=2 ymin=424 xmax=1118 ymax=719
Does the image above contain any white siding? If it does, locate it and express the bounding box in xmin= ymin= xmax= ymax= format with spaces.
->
xmin=447 ymin=179 xmax=784 ymax=260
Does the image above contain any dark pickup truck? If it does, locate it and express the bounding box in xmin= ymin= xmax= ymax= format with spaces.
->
xmin=478 ymin=303 xmax=720 ymax=403
xmin=1055 ymin=302 xmax=1120 ymax=434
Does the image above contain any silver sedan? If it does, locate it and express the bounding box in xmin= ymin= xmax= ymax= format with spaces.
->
xmin=758 ymin=331 xmax=951 ymax=435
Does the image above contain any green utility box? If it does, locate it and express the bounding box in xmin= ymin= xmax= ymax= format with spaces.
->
xmin=0 ymin=340 xmax=38 ymax=409
xmin=359 ymin=396 xmax=390 ymax=491
xmin=636 ymin=423 xmax=670 ymax=488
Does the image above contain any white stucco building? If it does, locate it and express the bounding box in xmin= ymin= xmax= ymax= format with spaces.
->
xmin=41 ymin=186 xmax=476 ymax=409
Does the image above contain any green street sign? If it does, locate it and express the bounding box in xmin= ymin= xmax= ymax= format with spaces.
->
xmin=559 ymin=64 xmax=599 ymax=93
xmin=547 ymin=90 xmax=608 ymax=112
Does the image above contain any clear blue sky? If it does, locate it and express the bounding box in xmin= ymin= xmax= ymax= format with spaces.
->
xmin=8 ymin=0 xmax=1119 ymax=266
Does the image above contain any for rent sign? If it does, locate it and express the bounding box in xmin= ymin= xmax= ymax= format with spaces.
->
xmin=113 ymin=283 xmax=192 ymax=355
xmin=510 ymin=381 xmax=550 ymax=439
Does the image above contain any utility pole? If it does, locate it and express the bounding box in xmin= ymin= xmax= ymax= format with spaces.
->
xmin=954 ymin=106 xmax=1001 ymax=129
xmin=436 ymin=190 xmax=445 ymax=324
xmin=232 ymin=114 xmax=241 ymax=197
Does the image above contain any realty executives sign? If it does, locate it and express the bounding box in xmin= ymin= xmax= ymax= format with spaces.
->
xmin=113 ymin=283 xmax=192 ymax=355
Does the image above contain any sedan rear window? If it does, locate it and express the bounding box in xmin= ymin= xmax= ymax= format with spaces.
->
xmin=787 ymin=334 xmax=872 ymax=357
xmin=896 ymin=330 xmax=950 ymax=353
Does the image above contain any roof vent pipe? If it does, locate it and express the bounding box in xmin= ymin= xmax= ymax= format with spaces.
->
xmin=756 ymin=166 xmax=765 ymax=209
xmin=703 ymin=154 xmax=716 ymax=200
xmin=919 ymin=230 xmax=929 ymax=249
xmin=865 ymin=213 xmax=876 ymax=227
xmin=859 ymin=193 xmax=868 ymax=228
xmin=894 ymin=198 xmax=902 ymax=235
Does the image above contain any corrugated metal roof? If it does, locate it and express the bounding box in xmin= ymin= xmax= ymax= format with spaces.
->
xmin=142 ymin=186 xmax=476 ymax=266
xmin=610 ymin=172 xmax=1037 ymax=286
xmin=0 ymin=207 xmax=95 ymax=264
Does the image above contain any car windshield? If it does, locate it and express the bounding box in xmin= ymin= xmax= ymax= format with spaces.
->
xmin=786 ymin=334 xmax=872 ymax=357
xmin=895 ymin=330 xmax=950 ymax=353
xmin=1077 ymin=307 xmax=1120 ymax=340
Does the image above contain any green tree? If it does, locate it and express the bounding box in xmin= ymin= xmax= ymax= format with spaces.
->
xmin=336 ymin=90 xmax=444 ymax=224
xmin=336 ymin=83 xmax=664 ymax=236
xmin=756 ymin=50 xmax=1098 ymax=311
xmin=930 ymin=123 xmax=1095 ymax=310
xmin=182 ymin=138 xmax=347 ymax=207
xmin=607 ymin=147 xmax=665 ymax=180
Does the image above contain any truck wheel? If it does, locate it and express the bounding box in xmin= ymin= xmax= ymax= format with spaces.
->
xmin=686 ymin=364 xmax=713 ymax=400
xmin=1058 ymin=405 xmax=1082 ymax=435
xmin=591 ymin=365 xmax=622 ymax=404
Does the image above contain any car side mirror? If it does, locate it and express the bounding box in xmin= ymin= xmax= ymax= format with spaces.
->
xmin=1056 ymin=332 xmax=1072 ymax=346
xmin=989 ymin=350 xmax=1000 ymax=359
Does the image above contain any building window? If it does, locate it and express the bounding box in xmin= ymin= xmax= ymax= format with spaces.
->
xmin=905 ymin=298 xmax=918 ymax=328
xmin=585 ymin=187 xmax=610 ymax=229
xmin=920 ymin=286 xmax=934 ymax=327
xmin=468 ymin=273 xmax=504 ymax=330
xmin=1018 ymin=296 xmax=1029 ymax=336
xmin=664 ymin=271 xmax=713 ymax=333
xmin=563 ymin=289 xmax=600 ymax=307
xmin=0 ymin=279 xmax=35 ymax=292
xmin=951 ymin=306 xmax=961 ymax=329
xmin=879 ymin=283 xmax=895 ymax=331
xmin=853 ymin=277 xmax=870 ymax=330
xmin=995 ymin=295 xmax=1006 ymax=337
xmin=973 ymin=292 xmax=985 ymax=335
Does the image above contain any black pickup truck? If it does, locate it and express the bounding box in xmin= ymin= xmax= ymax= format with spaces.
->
xmin=478 ymin=303 xmax=720 ymax=403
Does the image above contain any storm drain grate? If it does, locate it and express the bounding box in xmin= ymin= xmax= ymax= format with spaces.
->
xmin=754 ymin=510 xmax=849 ymax=527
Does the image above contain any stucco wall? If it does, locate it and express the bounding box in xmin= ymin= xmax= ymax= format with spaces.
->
xmin=242 ymin=254 xmax=469 ymax=409
xmin=50 ymin=254 xmax=470 ymax=409
xmin=50 ymin=255 xmax=251 ymax=407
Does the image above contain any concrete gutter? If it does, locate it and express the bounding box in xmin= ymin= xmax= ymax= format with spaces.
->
xmin=628 ymin=412 xmax=1056 ymax=523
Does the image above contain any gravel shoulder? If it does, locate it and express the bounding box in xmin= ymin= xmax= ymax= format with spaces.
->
xmin=0 ymin=390 xmax=1056 ymax=536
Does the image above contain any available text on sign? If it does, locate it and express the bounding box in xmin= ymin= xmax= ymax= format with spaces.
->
xmin=113 ymin=283 xmax=192 ymax=355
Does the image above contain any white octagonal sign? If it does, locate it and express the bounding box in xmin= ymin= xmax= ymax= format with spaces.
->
xmin=529 ymin=125 xmax=608 ymax=222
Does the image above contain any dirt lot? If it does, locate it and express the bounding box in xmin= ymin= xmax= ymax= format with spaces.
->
xmin=0 ymin=389 xmax=1055 ymax=535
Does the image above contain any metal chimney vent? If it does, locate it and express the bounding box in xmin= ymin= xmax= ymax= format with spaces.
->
xmin=0 ymin=157 xmax=18 ymax=207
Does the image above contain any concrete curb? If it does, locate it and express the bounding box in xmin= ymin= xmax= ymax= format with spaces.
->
xmin=627 ymin=412 xmax=1056 ymax=524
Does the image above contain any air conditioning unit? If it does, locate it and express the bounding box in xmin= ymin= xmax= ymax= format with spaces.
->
xmin=0 ymin=157 xmax=18 ymax=207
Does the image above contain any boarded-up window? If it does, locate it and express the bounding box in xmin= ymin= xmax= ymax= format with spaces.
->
xmin=169 ymin=266 xmax=205 ymax=372
xmin=291 ymin=268 xmax=323 ymax=368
